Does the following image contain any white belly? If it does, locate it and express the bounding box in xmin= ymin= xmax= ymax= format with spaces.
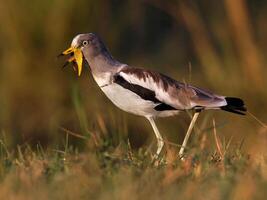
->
xmin=101 ymin=84 xmax=156 ymax=116
xmin=100 ymin=84 xmax=179 ymax=117
xmin=92 ymin=73 xmax=179 ymax=117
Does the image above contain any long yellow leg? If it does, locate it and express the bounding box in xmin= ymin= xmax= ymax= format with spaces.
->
xmin=147 ymin=117 xmax=164 ymax=159
xmin=179 ymin=112 xmax=200 ymax=158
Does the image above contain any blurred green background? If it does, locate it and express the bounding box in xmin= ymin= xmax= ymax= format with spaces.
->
xmin=0 ymin=0 xmax=266 ymax=153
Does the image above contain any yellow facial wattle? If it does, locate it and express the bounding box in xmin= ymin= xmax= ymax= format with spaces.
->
xmin=73 ymin=49 xmax=83 ymax=76
xmin=61 ymin=47 xmax=83 ymax=76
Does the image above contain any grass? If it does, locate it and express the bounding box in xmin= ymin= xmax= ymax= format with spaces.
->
xmin=0 ymin=123 xmax=267 ymax=200
xmin=1 ymin=72 xmax=266 ymax=200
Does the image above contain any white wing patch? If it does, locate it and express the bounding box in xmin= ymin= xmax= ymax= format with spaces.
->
xmin=119 ymin=71 xmax=187 ymax=109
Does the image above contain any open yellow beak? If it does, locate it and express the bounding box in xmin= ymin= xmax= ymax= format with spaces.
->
xmin=60 ymin=47 xmax=83 ymax=76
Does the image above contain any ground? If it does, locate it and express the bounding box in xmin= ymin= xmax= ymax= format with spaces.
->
xmin=1 ymin=128 xmax=267 ymax=200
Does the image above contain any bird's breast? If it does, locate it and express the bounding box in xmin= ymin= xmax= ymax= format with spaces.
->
xmin=100 ymin=83 xmax=159 ymax=116
xmin=92 ymin=72 xmax=112 ymax=87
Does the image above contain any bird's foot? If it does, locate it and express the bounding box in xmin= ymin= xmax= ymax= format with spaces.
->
xmin=179 ymin=153 xmax=186 ymax=161
xmin=151 ymin=154 xmax=166 ymax=166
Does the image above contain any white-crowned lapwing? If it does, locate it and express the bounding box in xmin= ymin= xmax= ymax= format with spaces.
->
xmin=60 ymin=33 xmax=246 ymax=159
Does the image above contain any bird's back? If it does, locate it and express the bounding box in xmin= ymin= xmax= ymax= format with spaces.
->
xmin=115 ymin=66 xmax=227 ymax=111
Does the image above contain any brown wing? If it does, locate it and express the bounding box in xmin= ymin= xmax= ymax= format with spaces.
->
xmin=118 ymin=66 xmax=227 ymax=110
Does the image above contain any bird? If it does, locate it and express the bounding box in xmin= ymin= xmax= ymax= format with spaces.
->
xmin=59 ymin=33 xmax=246 ymax=159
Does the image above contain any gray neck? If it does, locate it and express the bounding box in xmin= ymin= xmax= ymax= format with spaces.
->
xmin=84 ymin=52 xmax=122 ymax=77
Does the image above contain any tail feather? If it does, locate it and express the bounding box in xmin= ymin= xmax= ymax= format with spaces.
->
xmin=221 ymin=97 xmax=246 ymax=115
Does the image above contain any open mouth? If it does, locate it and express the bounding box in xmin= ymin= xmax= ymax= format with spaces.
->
xmin=59 ymin=47 xmax=83 ymax=76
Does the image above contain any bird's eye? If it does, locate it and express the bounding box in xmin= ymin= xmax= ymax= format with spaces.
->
xmin=82 ymin=40 xmax=89 ymax=46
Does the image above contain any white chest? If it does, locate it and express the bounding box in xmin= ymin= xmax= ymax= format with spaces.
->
xmin=92 ymin=73 xmax=179 ymax=117
xmin=100 ymin=83 xmax=158 ymax=116
xmin=92 ymin=72 xmax=112 ymax=87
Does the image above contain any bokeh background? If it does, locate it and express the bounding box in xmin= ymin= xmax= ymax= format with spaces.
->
xmin=0 ymin=0 xmax=266 ymax=153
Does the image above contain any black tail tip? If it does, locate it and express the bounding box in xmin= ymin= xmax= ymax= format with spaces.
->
xmin=221 ymin=97 xmax=247 ymax=115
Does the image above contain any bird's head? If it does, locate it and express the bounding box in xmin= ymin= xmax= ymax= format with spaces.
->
xmin=59 ymin=33 xmax=105 ymax=76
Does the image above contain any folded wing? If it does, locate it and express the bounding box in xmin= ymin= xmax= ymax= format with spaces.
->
xmin=116 ymin=66 xmax=227 ymax=110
